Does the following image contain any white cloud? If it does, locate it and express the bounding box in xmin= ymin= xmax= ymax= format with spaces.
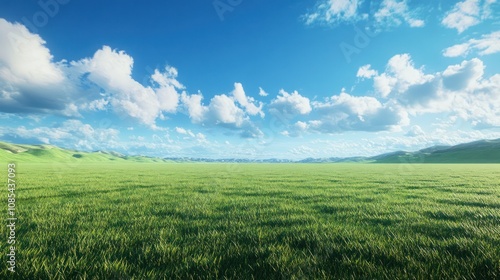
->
xmin=357 ymin=64 xmax=378 ymax=79
xmin=373 ymin=54 xmax=433 ymax=97
xmin=363 ymin=55 xmax=500 ymax=127
xmin=0 ymin=18 xmax=78 ymax=115
xmin=74 ymin=47 xmax=184 ymax=127
xmin=408 ymin=19 xmax=425 ymax=28
xmin=181 ymin=86 xmax=253 ymax=127
xmin=442 ymin=0 xmax=496 ymax=33
xmin=231 ymin=83 xmax=264 ymax=118
xmin=374 ymin=0 xmax=425 ymax=28
xmin=180 ymin=84 xmax=264 ymax=138
xmin=443 ymin=31 xmax=500 ymax=57
xmin=442 ymin=58 xmax=484 ymax=91
xmin=405 ymin=125 xmax=425 ymax=137
xmin=182 ymin=92 xmax=246 ymax=127
xmin=443 ymin=43 xmax=471 ymax=57
xmin=269 ymin=86 xmax=411 ymax=135
xmin=78 ymin=46 xmax=165 ymax=126
xmin=208 ymin=94 xmax=247 ymax=126
xmin=181 ymin=92 xmax=208 ymax=123
xmin=258 ymin=87 xmax=268 ymax=97
xmin=295 ymin=121 xmax=309 ymax=131
xmin=303 ymin=0 xmax=362 ymax=25
xmin=175 ymin=127 xmax=207 ymax=143
xmin=82 ymin=98 xmax=109 ymax=111
xmin=0 ymin=19 xmax=64 ymax=86
xmin=175 ymin=127 xmax=194 ymax=137
xmin=152 ymin=66 xmax=183 ymax=89
xmin=303 ymin=0 xmax=424 ymax=28
xmin=175 ymin=127 xmax=187 ymax=134
xmin=269 ymin=89 xmax=312 ymax=118
xmin=280 ymin=131 xmax=290 ymax=137
xmin=152 ymin=66 xmax=184 ymax=113
xmin=75 ymin=46 xmax=192 ymax=127
xmin=281 ymin=121 xmax=309 ymax=137
xmin=196 ymin=133 xmax=207 ymax=143
xmin=307 ymin=91 xmax=409 ymax=133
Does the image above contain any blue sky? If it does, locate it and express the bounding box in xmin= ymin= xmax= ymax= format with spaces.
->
xmin=1 ymin=0 xmax=500 ymax=159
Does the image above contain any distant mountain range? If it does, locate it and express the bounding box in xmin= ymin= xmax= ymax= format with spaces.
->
xmin=371 ymin=138 xmax=500 ymax=163
xmin=1 ymin=138 xmax=500 ymax=163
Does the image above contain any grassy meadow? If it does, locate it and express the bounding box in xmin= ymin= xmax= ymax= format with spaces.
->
xmin=1 ymin=163 xmax=500 ymax=279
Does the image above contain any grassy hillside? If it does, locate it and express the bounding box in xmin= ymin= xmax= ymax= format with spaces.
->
xmin=374 ymin=139 xmax=500 ymax=163
xmin=1 ymin=163 xmax=499 ymax=279
xmin=0 ymin=141 xmax=169 ymax=163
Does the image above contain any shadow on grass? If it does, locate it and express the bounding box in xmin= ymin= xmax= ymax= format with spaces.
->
xmin=411 ymin=223 xmax=471 ymax=240
xmin=423 ymin=211 xmax=458 ymax=222
xmin=436 ymin=199 xmax=500 ymax=209
xmin=363 ymin=217 xmax=394 ymax=226
xmin=314 ymin=204 xmax=350 ymax=215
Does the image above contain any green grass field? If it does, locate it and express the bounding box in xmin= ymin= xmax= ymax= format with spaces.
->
xmin=2 ymin=163 xmax=500 ymax=279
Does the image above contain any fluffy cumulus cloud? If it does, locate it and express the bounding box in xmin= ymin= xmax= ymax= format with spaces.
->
xmin=0 ymin=18 xmax=78 ymax=115
xmin=152 ymin=66 xmax=184 ymax=113
xmin=442 ymin=0 xmax=497 ymax=33
xmin=180 ymin=83 xmax=264 ymax=138
xmin=443 ymin=31 xmax=500 ymax=57
xmin=208 ymin=94 xmax=247 ymax=126
xmin=76 ymin=46 xmax=161 ymax=126
xmin=75 ymin=46 xmax=185 ymax=126
xmin=231 ymin=83 xmax=264 ymax=118
xmin=442 ymin=58 xmax=484 ymax=91
xmin=360 ymin=54 xmax=500 ymax=127
xmin=306 ymin=91 xmax=409 ymax=133
xmin=272 ymin=85 xmax=414 ymax=136
xmin=180 ymin=92 xmax=208 ymax=123
xmin=269 ymin=89 xmax=312 ymax=118
xmin=357 ymin=64 xmax=378 ymax=79
xmin=370 ymin=54 xmax=433 ymax=98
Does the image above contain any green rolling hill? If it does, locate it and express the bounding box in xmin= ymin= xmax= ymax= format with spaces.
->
xmin=373 ymin=139 xmax=500 ymax=163
xmin=0 ymin=142 xmax=170 ymax=163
